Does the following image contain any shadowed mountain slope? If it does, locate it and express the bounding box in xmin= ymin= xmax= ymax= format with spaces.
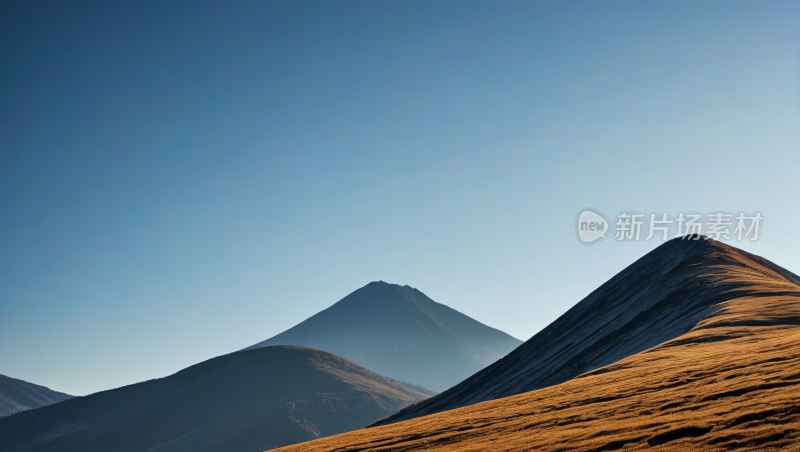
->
xmin=0 ymin=375 xmax=73 ymax=417
xmin=275 ymin=238 xmax=800 ymax=451
xmin=245 ymin=282 xmax=522 ymax=391
xmin=373 ymin=237 xmax=800 ymax=425
xmin=0 ymin=346 xmax=431 ymax=452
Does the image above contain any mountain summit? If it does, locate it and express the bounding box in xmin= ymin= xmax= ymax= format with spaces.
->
xmin=372 ymin=236 xmax=800 ymax=425
xmin=245 ymin=282 xmax=522 ymax=391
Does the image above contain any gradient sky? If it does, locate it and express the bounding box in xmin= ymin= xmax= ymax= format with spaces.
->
xmin=1 ymin=0 xmax=798 ymax=396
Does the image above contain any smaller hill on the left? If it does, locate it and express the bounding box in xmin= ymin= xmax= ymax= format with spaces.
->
xmin=0 ymin=374 xmax=73 ymax=418
xmin=0 ymin=346 xmax=432 ymax=452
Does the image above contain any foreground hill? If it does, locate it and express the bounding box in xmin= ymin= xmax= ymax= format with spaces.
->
xmin=0 ymin=346 xmax=430 ymax=452
xmin=373 ymin=237 xmax=800 ymax=425
xmin=0 ymin=374 xmax=73 ymax=417
xmin=245 ymin=281 xmax=522 ymax=391
xmin=275 ymin=238 xmax=800 ymax=451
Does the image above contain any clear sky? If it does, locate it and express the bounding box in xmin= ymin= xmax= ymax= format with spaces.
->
xmin=1 ymin=0 xmax=798 ymax=396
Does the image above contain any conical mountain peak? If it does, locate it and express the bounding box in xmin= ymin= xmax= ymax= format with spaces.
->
xmin=245 ymin=282 xmax=522 ymax=391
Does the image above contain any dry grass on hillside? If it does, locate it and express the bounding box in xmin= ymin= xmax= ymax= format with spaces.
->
xmin=273 ymin=244 xmax=800 ymax=451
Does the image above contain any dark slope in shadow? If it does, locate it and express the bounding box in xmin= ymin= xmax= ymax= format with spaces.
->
xmin=0 ymin=346 xmax=431 ymax=452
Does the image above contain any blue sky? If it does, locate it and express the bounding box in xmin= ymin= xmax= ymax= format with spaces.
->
xmin=1 ymin=0 xmax=798 ymax=396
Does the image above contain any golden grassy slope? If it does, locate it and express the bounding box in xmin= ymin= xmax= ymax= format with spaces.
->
xmin=273 ymin=241 xmax=800 ymax=451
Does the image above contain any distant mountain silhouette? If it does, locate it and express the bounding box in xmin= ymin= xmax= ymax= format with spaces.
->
xmin=373 ymin=237 xmax=800 ymax=425
xmin=0 ymin=375 xmax=73 ymax=417
xmin=245 ymin=281 xmax=523 ymax=391
xmin=0 ymin=346 xmax=431 ymax=452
